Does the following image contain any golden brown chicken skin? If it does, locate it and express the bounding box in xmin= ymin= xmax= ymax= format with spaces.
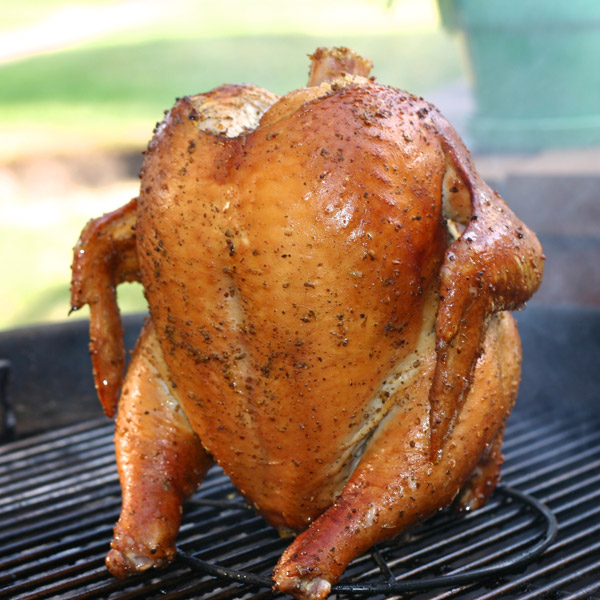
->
xmin=71 ymin=48 xmax=543 ymax=600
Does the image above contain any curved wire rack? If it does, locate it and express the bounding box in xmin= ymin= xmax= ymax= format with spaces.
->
xmin=177 ymin=485 xmax=557 ymax=596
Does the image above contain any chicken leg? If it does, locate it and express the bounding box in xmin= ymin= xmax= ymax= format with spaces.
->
xmin=106 ymin=319 xmax=212 ymax=577
xmin=273 ymin=311 xmax=520 ymax=600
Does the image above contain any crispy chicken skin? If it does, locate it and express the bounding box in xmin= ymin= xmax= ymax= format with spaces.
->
xmin=71 ymin=48 xmax=543 ymax=599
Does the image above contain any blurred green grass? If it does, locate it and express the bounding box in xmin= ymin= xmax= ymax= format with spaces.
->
xmin=0 ymin=9 xmax=462 ymax=331
xmin=0 ymin=34 xmax=461 ymax=139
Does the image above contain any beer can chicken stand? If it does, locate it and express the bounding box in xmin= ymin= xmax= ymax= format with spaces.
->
xmin=70 ymin=48 xmax=544 ymax=600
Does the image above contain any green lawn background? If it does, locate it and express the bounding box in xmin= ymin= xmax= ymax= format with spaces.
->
xmin=0 ymin=0 xmax=462 ymax=330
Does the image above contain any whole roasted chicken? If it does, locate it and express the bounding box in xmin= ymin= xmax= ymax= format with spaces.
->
xmin=71 ymin=48 xmax=544 ymax=599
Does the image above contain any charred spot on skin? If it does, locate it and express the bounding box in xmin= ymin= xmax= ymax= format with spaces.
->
xmin=301 ymin=310 xmax=317 ymax=323
xmin=226 ymin=238 xmax=235 ymax=256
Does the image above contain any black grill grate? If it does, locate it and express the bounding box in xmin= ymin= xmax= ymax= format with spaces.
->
xmin=1 ymin=402 xmax=599 ymax=600
xmin=177 ymin=485 xmax=558 ymax=595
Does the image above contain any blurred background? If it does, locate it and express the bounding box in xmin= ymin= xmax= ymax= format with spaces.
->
xmin=1 ymin=0 xmax=599 ymax=332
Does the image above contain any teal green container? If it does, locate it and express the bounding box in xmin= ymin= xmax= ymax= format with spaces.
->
xmin=438 ymin=0 xmax=600 ymax=150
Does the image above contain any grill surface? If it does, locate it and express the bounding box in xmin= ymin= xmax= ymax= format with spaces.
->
xmin=1 ymin=387 xmax=599 ymax=598
xmin=1 ymin=306 xmax=599 ymax=599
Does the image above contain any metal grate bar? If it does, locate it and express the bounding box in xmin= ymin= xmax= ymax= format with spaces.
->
xmin=470 ymin=539 xmax=600 ymax=600
xmin=561 ymin=581 xmax=600 ymax=600
xmin=1 ymin=557 xmax=105 ymax=599
xmin=0 ymin=517 xmax=114 ymax=568
xmin=0 ymin=481 xmax=121 ymax=535
xmin=1 ymin=494 xmax=281 ymax=598
xmin=533 ymin=471 xmax=600 ymax=506
xmin=504 ymin=439 xmax=600 ymax=480
xmin=0 ymin=439 xmax=113 ymax=487
xmin=502 ymin=427 xmax=600 ymax=466
xmin=440 ymin=504 xmax=599 ymax=598
xmin=501 ymin=417 xmax=573 ymax=450
xmin=1 ymin=433 xmax=113 ymax=476
xmin=522 ymin=458 xmax=600 ymax=500
xmin=516 ymin=561 xmax=600 ymax=600
xmin=0 ymin=407 xmax=598 ymax=600
xmin=0 ymin=421 xmax=112 ymax=459
xmin=507 ymin=452 xmax=600 ymax=491
xmin=80 ymin=573 xmax=203 ymax=600
xmin=0 ymin=503 xmax=260 ymax=594
xmin=423 ymin=509 xmax=600 ymax=600
xmin=0 ymin=454 xmax=117 ymax=501
xmin=502 ymin=416 xmax=598 ymax=450
xmin=0 ymin=535 xmax=109 ymax=585
xmin=0 ymin=497 xmax=119 ymax=553
xmin=0 ymin=467 xmax=118 ymax=513
xmin=0 ymin=419 xmax=111 ymax=457
xmin=360 ymin=512 xmax=538 ymax=583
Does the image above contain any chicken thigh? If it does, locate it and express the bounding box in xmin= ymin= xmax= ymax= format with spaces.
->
xmin=71 ymin=48 xmax=544 ymax=599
